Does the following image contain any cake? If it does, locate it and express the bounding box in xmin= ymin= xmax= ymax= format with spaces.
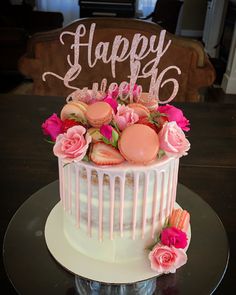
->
xmin=42 ymin=21 xmax=191 ymax=276
xmin=42 ymin=85 xmax=191 ymax=275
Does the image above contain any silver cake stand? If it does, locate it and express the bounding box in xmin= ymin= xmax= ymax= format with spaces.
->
xmin=3 ymin=181 xmax=229 ymax=295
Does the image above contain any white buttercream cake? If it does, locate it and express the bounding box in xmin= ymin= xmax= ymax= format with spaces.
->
xmin=42 ymin=86 xmax=191 ymax=275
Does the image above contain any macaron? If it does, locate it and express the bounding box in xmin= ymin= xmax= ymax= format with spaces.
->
xmin=118 ymin=124 xmax=159 ymax=164
xmin=86 ymin=102 xmax=113 ymax=128
xmin=60 ymin=101 xmax=88 ymax=122
xmin=128 ymin=103 xmax=150 ymax=118
xmin=139 ymin=92 xmax=159 ymax=110
xmin=169 ymin=209 xmax=190 ymax=233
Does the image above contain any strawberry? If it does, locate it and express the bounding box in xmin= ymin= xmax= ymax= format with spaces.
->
xmin=138 ymin=112 xmax=169 ymax=134
xmin=90 ymin=142 xmax=125 ymax=165
xmin=138 ymin=116 xmax=158 ymax=133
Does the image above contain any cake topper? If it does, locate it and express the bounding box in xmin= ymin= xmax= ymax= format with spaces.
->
xmin=42 ymin=23 xmax=181 ymax=104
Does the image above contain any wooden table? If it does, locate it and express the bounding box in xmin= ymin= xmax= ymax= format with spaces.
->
xmin=0 ymin=94 xmax=235 ymax=294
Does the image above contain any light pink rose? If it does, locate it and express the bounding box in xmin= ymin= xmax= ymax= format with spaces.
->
xmin=161 ymin=227 xmax=188 ymax=249
xmin=158 ymin=121 xmax=190 ymax=157
xmin=53 ymin=125 xmax=91 ymax=163
xmin=113 ymin=104 xmax=139 ymax=131
xmin=41 ymin=113 xmax=63 ymax=141
xmin=148 ymin=243 xmax=187 ymax=274
xmin=157 ymin=104 xmax=190 ymax=131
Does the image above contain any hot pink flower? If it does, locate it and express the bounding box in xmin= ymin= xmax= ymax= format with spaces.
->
xmin=53 ymin=125 xmax=91 ymax=163
xmin=161 ymin=227 xmax=188 ymax=249
xmin=113 ymin=104 xmax=139 ymax=131
xmin=103 ymin=95 xmax=118 ymax=113
xmin=42 ymin=113 xmax=63 ymax=141
xmin=100 ymin=125 xmax=113 ymax=140
xmin=148 ymin=243 xmax=187 ymax=274
xmin=157 ymin=104 xmax=190 ymax=131
xmin=158 ymin=121 xmax=190 ymax=157
xmin=108 ymin=84 xmax=119 ymax=99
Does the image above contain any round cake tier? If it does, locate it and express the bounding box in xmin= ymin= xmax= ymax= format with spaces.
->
xmin=58 ymin=156 xmax=179 ymax=262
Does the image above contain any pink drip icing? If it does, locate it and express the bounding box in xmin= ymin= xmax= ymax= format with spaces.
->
xmin=171 ymin=159 xmax=179 ymax=210
xmin=158 ymin=171 xmax=166 ymax=230
xmin=166 ymin=164 xmax=173 ymax=218
xmin=141 ymin=172 xmax=149 ymax=239
xmin=119 ymin=176 xmax=125 ymax=238
xmin=132 ymin=172 xmax=139 ymax=240
xmin=67 ymin=166 xmax=72 ymax=214
xmin=151 ymin=171 xmax=159 ymax=239
xmin=109 ymin=176 xmax=115 ymax=240
xmin=86 ymin=168 xmax=92 ymax=237
xmin=61 ymin=161 xmax=66 ymax=210
xmin=98 ymin=172 xmax=104 ymax=241
xmin=75 ymin=167 xmax=80 ymax=228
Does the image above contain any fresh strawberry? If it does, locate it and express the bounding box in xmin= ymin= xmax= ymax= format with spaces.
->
xmin=138 ymin=116 xmax=158 ymax=133
xmin=90 ymin=142 xmax=125 ymax=165
xmin=138 ymin=112 xmax=169 ymax=134
xmin=62 ymin=119 xmax=79 ymax=132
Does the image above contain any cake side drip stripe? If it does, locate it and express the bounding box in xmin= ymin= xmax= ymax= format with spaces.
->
xmin=119 ymin=175 xmax=125 ymax=238
xmin=159 ymin=171 xmax=166 ymax=230
xmin=67 ymin=165 xmax=72 ymax=214
xmin=151 ymin=170 xmax=159 ymax=239
xmin=59 ymin=160 xmax=64 ymax=209
xmin=109 ymin=176 xmax=115 ymax=240
xmin=171 ymin=158 xmax=179 ymax=211
xmin=86 ymin=167 xmax=92 ymax=237
xmin=76 ymin=166 xmax=80 ymax=228
xmin=98 ymin=172 xmax=104 ymax=241
xmin=132 ymin=172 xmax=140 ymax=240
xmin=142 ymin=171 xmax=149 ymax=239
xmin=166 ymin=162 xmax=173 ymax=219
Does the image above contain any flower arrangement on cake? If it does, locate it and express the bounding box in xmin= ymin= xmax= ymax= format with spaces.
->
xmin=42 ymin=83 xmax=190 ymax=166
xmin=42 ymin=82 xmax=191 ymax=275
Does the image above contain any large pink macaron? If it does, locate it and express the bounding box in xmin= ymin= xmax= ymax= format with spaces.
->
xmin=118 ymin=124 xmax=159 ymax=164
xmin=86 ymin=102 xmax=113 ymax=128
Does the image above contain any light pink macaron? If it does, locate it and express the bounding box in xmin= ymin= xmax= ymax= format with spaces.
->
xmin=60 ymin=101 xmax=88 ymax=121
xmin=86 ymin=102 xmax=113 ymax=128
xmin=169 ymin=209 xmax=190 ymax=233
xmin=118 ymin=124 xmax=159 ymax=164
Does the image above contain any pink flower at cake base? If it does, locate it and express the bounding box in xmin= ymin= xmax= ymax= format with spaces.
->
xmin=161 ymin=227 xmax=188 ymax=249
xmin=53 ymin=125 xmax=91 ymax=163
xmin=158 ymin=121 xmax=190 ymax=157
xmin=42 ymin=113 xmax=63 ymax=141
xmin=113 ymin=104 xmax=139 ymax=131
xmin=148 ymin=243 xmax=187 ymax=274
xmin=157 ymin=104 xmax=190 ymax=131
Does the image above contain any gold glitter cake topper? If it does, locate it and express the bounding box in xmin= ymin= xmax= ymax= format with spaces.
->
xmin=42 ymin=23 xmax=181 ymax=104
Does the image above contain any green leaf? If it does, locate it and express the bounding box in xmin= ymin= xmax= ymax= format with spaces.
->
xmin=44 ymin=138 xmax=55 ymax=144
xmin=158 ymin=149 xmax=165 ymax=159
xmin=82 ymin=155 xmax=89 ymax=162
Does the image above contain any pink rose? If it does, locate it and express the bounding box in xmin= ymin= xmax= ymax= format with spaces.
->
xmin=53 ymin=125 xmax=91 ymax=163
xmin=41 ymin=113 xmax=63 ymax=141
xmin=158 ymin=121 xmax=190 ymax=157
xmin=157 ymin=104 xmax=190 ymax=131
xmin=113 ymin=104 xmax=139 ymax=131
xmin=161 ymin=227 xmax=188 ymax=249
xmin=148 ymin=243 xmax=187 ymax=274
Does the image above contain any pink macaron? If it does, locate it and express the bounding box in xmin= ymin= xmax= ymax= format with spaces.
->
xmin=118 ymin=124 xmax=160 ymax=164
xmin=86 ymin=102 xmax=113 ymax=128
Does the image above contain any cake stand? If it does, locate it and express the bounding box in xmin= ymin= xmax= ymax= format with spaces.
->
xmin=3 ymin=181 xmax=229 ymax=295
